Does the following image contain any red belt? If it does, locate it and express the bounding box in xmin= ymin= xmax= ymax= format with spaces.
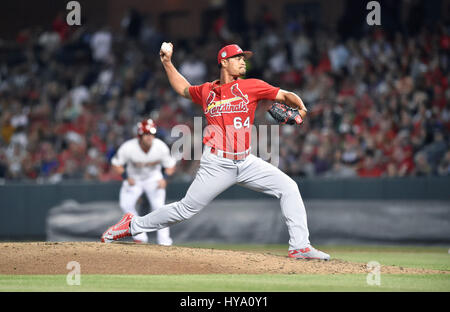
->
xmin=209 ymin=146 xmax=251 ymax=160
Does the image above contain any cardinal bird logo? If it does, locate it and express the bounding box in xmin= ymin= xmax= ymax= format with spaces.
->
xmin=231 ymin=84 xmax=249 ymax=105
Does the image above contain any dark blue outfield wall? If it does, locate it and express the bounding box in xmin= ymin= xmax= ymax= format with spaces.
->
xmin=0 ymin=177 xmax=449 ymax=241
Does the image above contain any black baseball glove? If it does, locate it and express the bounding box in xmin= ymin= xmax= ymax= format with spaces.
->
xmin=268 ymin=102 xmax=304 ymax=125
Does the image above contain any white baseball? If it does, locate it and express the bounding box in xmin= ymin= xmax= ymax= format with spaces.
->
xmin=161 ymin=42 xmax=172 ymax=54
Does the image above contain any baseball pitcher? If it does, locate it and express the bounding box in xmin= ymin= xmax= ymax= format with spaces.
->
xmin=102 ymin=43 xmax=330 ymax=260
xmin=110 ymin=118 xmax=176 ymax=245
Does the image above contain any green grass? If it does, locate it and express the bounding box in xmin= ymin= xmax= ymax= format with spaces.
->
xmin=179 ymin=243 xmax=450 ymax=271
xmin=1 ymin=274 xmax=449 ymax=292
xmin=1 ymin=244 xmax=449 ymax=292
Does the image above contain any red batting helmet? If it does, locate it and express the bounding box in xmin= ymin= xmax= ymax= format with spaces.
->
xmin=137 ymin=118 xmax=157 ymax=136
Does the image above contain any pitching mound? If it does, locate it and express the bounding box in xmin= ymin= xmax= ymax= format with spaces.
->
xmin=0 ymin=242 xmax=445 ymax=275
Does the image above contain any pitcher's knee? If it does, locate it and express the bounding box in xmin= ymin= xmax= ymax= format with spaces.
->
xmin=282 ymin=178 xmax=300 ymax=197
xmin=176 ymin=199 xmax=203 ymax=220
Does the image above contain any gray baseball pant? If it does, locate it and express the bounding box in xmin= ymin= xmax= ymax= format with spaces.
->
xmin=130 ymin=146 xmax=311 ymax=250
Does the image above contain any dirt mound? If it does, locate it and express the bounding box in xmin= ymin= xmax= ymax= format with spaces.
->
xmin=0 ymin=242 xmax=446 ymax=275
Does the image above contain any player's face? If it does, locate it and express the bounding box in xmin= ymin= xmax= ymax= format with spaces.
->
xmin=224 ymin=55 xmax=246 ymax=77
xmin=140 ymin=134 xmax=154 ymax=148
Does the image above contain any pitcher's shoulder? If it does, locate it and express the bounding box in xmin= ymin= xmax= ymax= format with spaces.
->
xmin=240 ymin=78 xmax=264 ymax=85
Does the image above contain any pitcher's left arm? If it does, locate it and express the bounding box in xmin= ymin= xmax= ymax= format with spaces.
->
xmin=275 ymin=90 xmax=308 ymax=119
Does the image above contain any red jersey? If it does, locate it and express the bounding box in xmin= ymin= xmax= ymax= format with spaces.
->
xmin=189 ymin=78 xmax=279 ymax=153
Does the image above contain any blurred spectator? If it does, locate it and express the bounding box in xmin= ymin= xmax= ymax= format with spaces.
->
xmin=0 ymin=112 xmax=15 ymax=144
xmin=313 ymin=146 xmax=332 ymax=176
xmin=121 ymin=8 xmax=143 ymax=39
xmin=5 ymin=142 xmax=26 ymax=179
xmin=90 ymin=26 xmax=113 ymax=63
xmin=413 ymin=152 xmax=433 ymax=176
xmin=179 ymin=53 xmax=207 ymax=85
xmin=212 ymin=10 xmax=233 ymax=43
xmin=437 ymin=150 xmax=450 ymax=176
xmin=328 ymin=37 xmax=350 ymax=72
xmin=357 ymin=151 xmax=384 ymax=178
xmin=52 ymin=11 xmax=71 ymax=41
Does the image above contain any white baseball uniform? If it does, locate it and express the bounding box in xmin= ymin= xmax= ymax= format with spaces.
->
xmin=129 ymin=78 xmax=312 ymax=251
xmin=111 ymin=137 xmax=176 ymax=245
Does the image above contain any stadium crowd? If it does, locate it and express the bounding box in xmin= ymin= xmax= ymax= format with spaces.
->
xmin=0 ymin=5 xmax=448 ymax=183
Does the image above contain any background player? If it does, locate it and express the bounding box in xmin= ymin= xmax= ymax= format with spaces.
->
xmin=110 ymin=118 xmax=176 ymax=245
xmin=102 ymin=43 xmax=330 ymax=260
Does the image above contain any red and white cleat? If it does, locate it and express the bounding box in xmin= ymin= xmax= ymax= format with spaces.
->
xmin=101 ymin=213 xmax=134 ymax=243
xmin=288 ymin=246 xmax=330 ymax=260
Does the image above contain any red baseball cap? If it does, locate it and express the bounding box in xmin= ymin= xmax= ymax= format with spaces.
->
xmin=217 ymin=44 xmax=253 ymax=65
